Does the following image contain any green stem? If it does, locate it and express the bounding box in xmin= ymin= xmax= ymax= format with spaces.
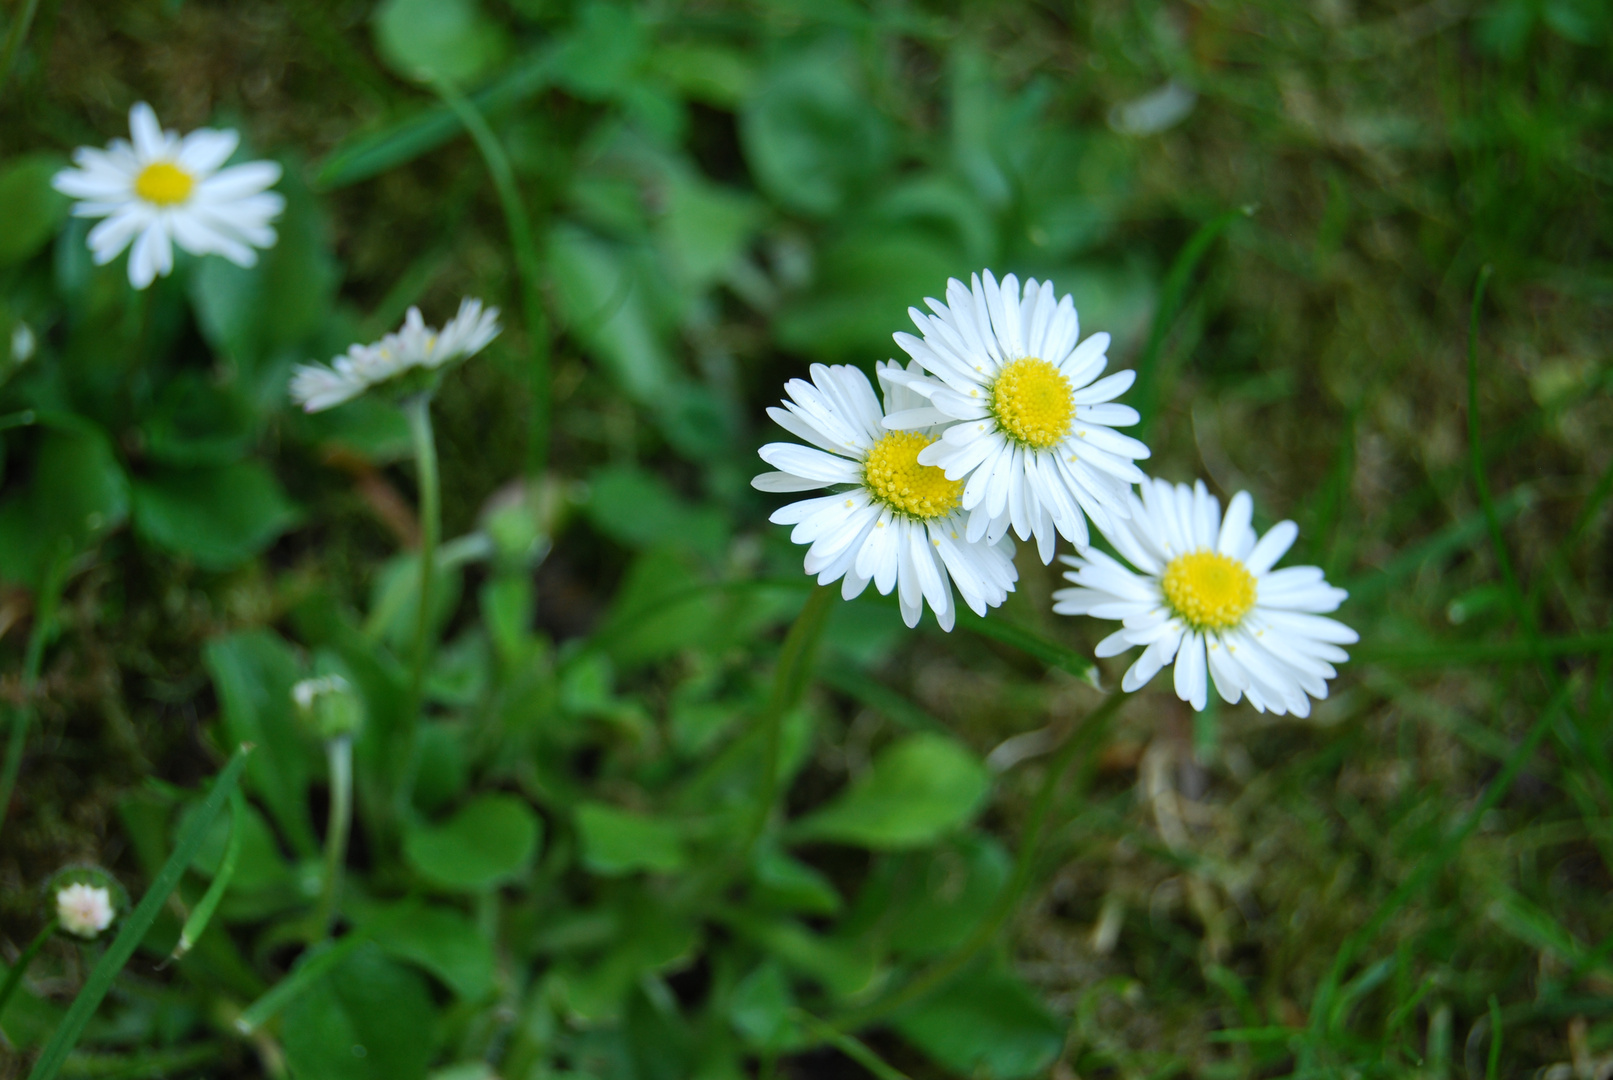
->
xmin=834 ymin=689 xmax=1129 ymax=1029
xmin=0 ymin=0 xmax=42 ymax=100
xmin=430 ymin=75 xmax=551 ymax=479
xmin=0 ymin=917 xmax=57 ymax=1030
xmin=0 ymin=547 xmax=71 ymax=842
xmin=171 ymin=788 xmax=245 ymax=963
xmin=788 ymin=1009 xmax=911 ymax=1080
xmin=400 ymin=394 xmax=440 ymax=818
xmin=315 ymin=737 xmax=353 ymax=937
xmin=739 ymin=585 xmax=836 ymax=864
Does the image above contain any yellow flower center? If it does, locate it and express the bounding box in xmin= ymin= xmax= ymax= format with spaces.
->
xmin=990 ymin=356 xmax=1074 ymax=449
xmin=133 ymin=161 xmax=195 ymax=206
xmin=1161 ymin=550 xmax=1257 ymax=631
xmin=862 ymin=431 xmax=963 ymax=520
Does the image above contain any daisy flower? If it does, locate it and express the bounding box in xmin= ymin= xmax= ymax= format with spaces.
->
xmin=1052 ymin=478 xmax=1357 ymax=717
xmin=753 ymin=361 xmax=1018 ymax=631
xmin=51 ymin=102 xmax=284 ymax=289
xmin=289 ymin=298 xmax=501 ymax=412
xmin=56 ymin=882 xmax=116 ymax=939
xmin=883 ymin=270 xmax=1150 ymax=563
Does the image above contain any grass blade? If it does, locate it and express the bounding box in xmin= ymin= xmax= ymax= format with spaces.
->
xmin=170 ymin=788 xmax=245 ymax=963
xmin=956 ymin=609 xmax=1096 ymax=682
xmin=27 ymin=745 xmax=253 ymax=1080
xmin=233 ymin=930 xmax=371 ymax=1036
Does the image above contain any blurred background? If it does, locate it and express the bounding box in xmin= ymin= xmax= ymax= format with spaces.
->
xmin=0 ymin=0 xmax=1610 ymax=1077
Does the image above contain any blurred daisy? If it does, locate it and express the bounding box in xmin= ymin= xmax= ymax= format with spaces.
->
xmin=56 ymin=882 xmax=115 ymax=939
xmin=883 ymin=271 xmax=1150 ymax=563
xmin=52 ymin=102 xmax=284 ymax=289
xmin=753 ymin=361 xmax=1018 ymax=631
xmin=1052 ymin=478 xmax=1356 ymax=716
xmin=290 ymin=298 xmax=500 ymax=412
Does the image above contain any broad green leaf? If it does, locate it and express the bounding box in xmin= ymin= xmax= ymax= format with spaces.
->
xmin=728 ymin=962 xmax=796 ymax=1050
xmin=791 ymin=734 xmax=990 ymax=849
xmin=404 ymin=794 xmax=542 ymax=890
xmin=547 ymin=224 xmax=676 ymax=402
xmin=658 ymin=173 xmax=761 ymax=290
xmin=740 ymin=45 xmax=892 ymax=215
xmin=189 ymin=796 xmax=292 ymax=892
xmin=551 ymin=1 xmax=648 ymax=99
xmin=356 ymin=899 xmax=497 ymax=1001
xmin=650 ymin=43 xmax=757 ymax=106
xmin=885 ymin=835 xmax=1010 ymax=958
xmin=205 ymin=631 xmax=320 ymax=857
xmin=373 ymin=0 xmax=508 ymax=85
xmin=140 ymin=374 xmax=258 ymax=466
xmin=131 ymin=461 xmax=300 ymax=570
xmin=0 ymin=153 xmax=70 ymax=266
xmin=280 ymin=943 xmax=437 ymax=1080
xmin=575 ymin=802 xmax=686 ymax=875
xmin=411 ymin=721 xmax=469 ymax=815
xmin=584 ymin=464 xmax=727 ymax=558
xmin=892 ymin=964 xmax=1063 ymax=1080
xmin=728 ymin=914 xmax=877 ymax=999
xmin=0 ymin=423 xmax=128 ymax=587
xmin=752 ymin=849 xmax=841 ymax=916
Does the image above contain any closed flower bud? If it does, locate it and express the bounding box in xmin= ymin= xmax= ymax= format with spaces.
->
xmin=292 ymin=674 xmax=364 ymax=740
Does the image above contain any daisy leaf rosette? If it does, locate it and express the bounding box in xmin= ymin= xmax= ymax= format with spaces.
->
xmin=1053 ymin=478 xmax=1357 ymax=716
xmin=753 ymin=360 xmax=1018 ymax=631
xmin=289 ymin=298 xmax=500 ymax=412
xmin=51 ymin=102 xmax=285 ymax=289
xmin=882 ymin=270 xmax=1150 ymax=563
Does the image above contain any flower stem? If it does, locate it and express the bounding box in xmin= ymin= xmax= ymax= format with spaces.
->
xmin=739 ymin=585 xmax=836 ymax=864
xmin=0 ymin=546 xmax=71 ymax=843
xmin=400 ymin=394 xmax=440 ymax=818
xmin=0 ymin=917 xmax=56 ymax=1027
xmin=832 ymin=688 xmax=1130 ymax=1028
xmin=316 ymin=737 xmax=353 ymax=937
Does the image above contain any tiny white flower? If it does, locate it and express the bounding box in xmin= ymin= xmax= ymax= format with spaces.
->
xmin=51 ymin=102 xmax=285 ymax=290
xmin=1053 ymin=478 xmax=1358 ymax=717
xmin=56 ymin=882 xmax=115 ymax=939
xmin=292 ymin=674 xmax=349 ymax=711
xmin=753 ymin=361 xmax=1019 ymax=631
xmin=884 ymin=270 xmax=1150 ymax=564
xmin=289 ymin=298 xmax=501 ymax=412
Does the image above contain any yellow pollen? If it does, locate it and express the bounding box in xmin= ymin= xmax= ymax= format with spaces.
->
xmin=1161 ymin=550 xmax=1257 ymax=632
xmin=862 ymin=431 xmax=962 ymax=521
xmin=133 ymin=161 xmax=195 ymax=206
xmin=990 ymin=356 xmax=1073 ymax=449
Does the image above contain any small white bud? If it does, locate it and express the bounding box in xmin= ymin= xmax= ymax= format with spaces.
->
xmin=10 ymin=322 xmax=34 ymax=364
xmin=57 ymin=882 xmax=115 ymax=938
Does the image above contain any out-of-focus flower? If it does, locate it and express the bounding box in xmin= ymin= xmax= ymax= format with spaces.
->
xmin=56 ymin=882 xmax=116 ymax=939
xmin=292 ymin=674 xmax=363 ymax=740
xmin=289 ymin=298 xmax=500 ymax=412
xmin=1108 ymin=80 xmax=1198 ymax=136
xmin=753 ymin=361 xmax=1018 ymax=631
xmin=883 ymin=270 xmax=1150 ymax=563
xmin=10 ymin=322 xmax=35 ymax=364
xmin=51 ymin=102 xmax=284 ymax=289
xmin=1053 ymin=478 xmax=1357 ymax=716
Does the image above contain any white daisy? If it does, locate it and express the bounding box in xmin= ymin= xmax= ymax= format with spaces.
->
xmin=883 ymin=270 xmax=1151 ymax=563
xmin=56 ymin=882 xmax=116 ymax=939
xmin=51 ymin=102 xmax=285 ymax=289
xmin=1052 ymin=478 xmax=1357 ymax=717
xmin=289 ymin=298 xmax=501 ymax=412
xmin=753 ymin=361 xmax=1018 ymax=631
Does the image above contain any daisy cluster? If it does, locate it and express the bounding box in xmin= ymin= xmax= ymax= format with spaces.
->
xmin=755 ymin=270 xmax=1356 ymax=716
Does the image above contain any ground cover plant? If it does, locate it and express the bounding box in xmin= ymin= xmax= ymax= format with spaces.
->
xmin=0 ymin=1 xmax=1609 ymax=1078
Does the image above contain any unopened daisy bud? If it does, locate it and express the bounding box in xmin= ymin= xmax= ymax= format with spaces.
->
xmin=56 ymin=882 xmax=116 ymax=938
xmin=1053 ymin=478 xmax=1358 ymax=717
xmin=289 ymin=298 xmax=500 ymax=413
xmin=292 ymin=675 xmax=363 ymax=740
xmin=51 ymin=102 xmax=284 ymax=290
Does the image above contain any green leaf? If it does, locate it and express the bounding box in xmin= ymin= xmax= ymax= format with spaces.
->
xmin=884 ymin=835 xmax=1010 ymax=958
xmin=658 ymin=173 xmax=761 ymax=290
xmin=0 ymin=154 xmax=70 ymax=266
xmin=650 ymin=42 xmax=757 ymax=106
xmin=752 ymin=849 xmax=842 ymax=915
xmin=741 ymin=45 xmax=891 ymax=215
xmin=280 ymin=942 xmax=438 ymax=1080
xmin=205 ymin=631 xmax=320 ymax=857
xmin=791 ymin=734 xmax=991 ymax=849
xmin=892 ymin=964 xmax=1063 ymax=1080
xmin=0 ymin=423 xmax=128 ymax=587
xmin=373 ymin=0 xmax=508 ymax=85
xmin=132 ymin=461 xmax=300 ymax=570
xmin=550 ymin=1 xmax=649 ymax=100
xmin=575 ymin=802 xmax=686 ymax=875
xmin=140 ymin=374 xmax=258 ymax=466
xmin=404 ymin=794 xmax=542 ymax=890
xmin=356 ymin=899 xmax=496 ymax=1001
xmin=547 ymin=224 xmax=676 ymax=402
xmin=584 ymin=465 xmax=727 ymax=558
xmin=728 ymin=962 xmax=797 ymax=1050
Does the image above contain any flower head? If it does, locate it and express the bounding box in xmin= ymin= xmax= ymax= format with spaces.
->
xmin=753 ymin=361 xmax=1018 ymax=631
xmin=1053 ymin=478 xmax=1357 ymax=716
xmin=56 ymin=882 xmax=116 ymax=939
xmin=883 ymin=270 xmax=1150 ymax=563
xmin=290 ymin=298 xmax=501 ymax=412
xmin=51 ymin=103 xmax=284 ymax=289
